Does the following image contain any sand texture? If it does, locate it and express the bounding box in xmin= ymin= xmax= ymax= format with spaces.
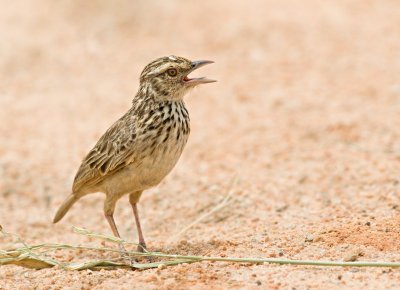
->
xmin=1 ymin=0 xmax=400 ymax=289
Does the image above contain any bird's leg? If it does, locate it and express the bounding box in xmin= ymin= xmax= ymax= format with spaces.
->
xmin=129 ymin=192 xmax=147 ymax=253
xmin=104 ymin=213 xmax=127 ymax=253
xmin=104 ymin=200 xmax=134 ymax=264
xmin=132 ymin=203 xmax=147 ymax=252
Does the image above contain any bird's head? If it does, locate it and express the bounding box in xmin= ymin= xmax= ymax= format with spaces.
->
xmin=139 ymin=55 xmax=216 ymax=101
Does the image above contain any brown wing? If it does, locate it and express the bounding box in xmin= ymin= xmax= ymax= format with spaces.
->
xmin=72 ymin=113 xmax=137 ymax=193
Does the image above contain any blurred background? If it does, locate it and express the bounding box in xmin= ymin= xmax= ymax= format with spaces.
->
xmin=1 ymin=0 xmax=400 ymax=287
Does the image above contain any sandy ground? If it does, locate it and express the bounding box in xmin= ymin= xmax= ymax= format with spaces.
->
xmin=1 ymin=0 xmax=400 ymax=289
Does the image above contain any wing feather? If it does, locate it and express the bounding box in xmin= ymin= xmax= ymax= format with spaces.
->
xmin=72 ymin=113 xmax=137 ymax=193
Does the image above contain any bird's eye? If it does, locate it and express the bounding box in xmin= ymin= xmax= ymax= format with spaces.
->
xmin=167 ymin=68 xmax=177 ymax=77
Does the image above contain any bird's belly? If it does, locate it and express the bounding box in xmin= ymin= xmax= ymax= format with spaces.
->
xmin=102 ymin=136 xmax=188 ymax=195
xmin=137 ymin=143 xmax=185 ymax=187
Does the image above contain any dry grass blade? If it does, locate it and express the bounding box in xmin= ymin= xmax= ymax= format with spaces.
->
xmin=3 ymin=227 xmax=400 ymax=270
xmin=0 ymin=252 xmax=56 ymax=269
xmin=0 ymin=258 xmax=54 ymax=269
xmin=73 ymin=227 xmax=137 ymax=245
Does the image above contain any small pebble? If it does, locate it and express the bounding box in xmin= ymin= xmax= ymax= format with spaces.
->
xmin=305 ymin=234 xmax=314 ymax=242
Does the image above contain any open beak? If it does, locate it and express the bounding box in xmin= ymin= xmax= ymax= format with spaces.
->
xmin=183 ymin=60 xmax=216 ymax=85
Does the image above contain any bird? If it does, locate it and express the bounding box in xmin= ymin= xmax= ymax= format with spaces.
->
xmin=53 ymin=55 xmax=215 ymax=256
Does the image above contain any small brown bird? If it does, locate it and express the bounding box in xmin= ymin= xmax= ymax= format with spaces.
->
xmin=53 ymin=56 xmax=215 ymax=254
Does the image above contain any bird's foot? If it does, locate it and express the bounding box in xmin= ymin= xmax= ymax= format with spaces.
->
xmin=118 ymin=243 xmax=138 ymax=266
xmin=137 ymin=242 xmax=154 ymax=262
xmin=122 ymin=255 xmax=138 ymax=266
xmin=136 ymin=242 xmax=147 ymax=253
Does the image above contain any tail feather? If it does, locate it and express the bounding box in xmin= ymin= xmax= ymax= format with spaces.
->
xmin=53 ymin=195 xmax=78 ymax=223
